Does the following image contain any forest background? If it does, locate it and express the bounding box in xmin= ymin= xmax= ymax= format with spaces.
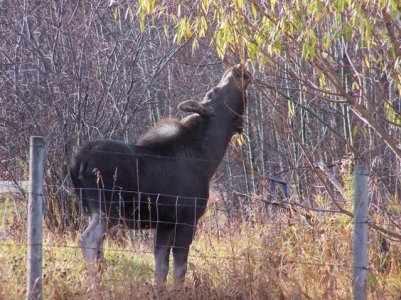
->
xmin=1 ymin=0 xmax=400 ymax=228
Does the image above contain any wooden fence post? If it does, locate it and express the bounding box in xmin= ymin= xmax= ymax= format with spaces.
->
xmin=27 ymin=136 xmax=45 ymax=300
xmin=353 ymin=165 xmax=369 ymax=300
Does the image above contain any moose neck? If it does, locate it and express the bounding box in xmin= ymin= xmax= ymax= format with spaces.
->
xmin=179 ymin=65 xmax=251 ymax=180
xmin=200 ymin=101 xmax=245 ymax=179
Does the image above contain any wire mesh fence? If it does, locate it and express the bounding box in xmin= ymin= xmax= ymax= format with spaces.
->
xmin=1 ymin=183 xmax=401 ymax=299
xmin=0 ymin=183 xmax=398 ymax=258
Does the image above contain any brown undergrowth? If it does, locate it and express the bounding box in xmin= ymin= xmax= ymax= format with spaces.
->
xmin=1 ymin=198 xmax=401 ymax=299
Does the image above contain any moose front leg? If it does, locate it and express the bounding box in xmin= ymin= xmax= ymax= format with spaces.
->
xmin=172 ymin=224 xmax=196 ymax=287
xmin=172 ymin=247 xmax=190 ymax=286
xmin=153 ymin=226 xmax=174 ymax=288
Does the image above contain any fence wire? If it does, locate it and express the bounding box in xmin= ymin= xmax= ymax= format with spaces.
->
xmin=1 ymin=184 xmax=398 ymax=300
xmin=1 ymin=185 xmax=399 ymax=230
xmin=0 ymin=241 xmax=356 ymax=272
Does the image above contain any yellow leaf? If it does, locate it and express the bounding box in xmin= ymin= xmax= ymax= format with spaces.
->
xmin=352 ymin=81 xmax=360 ymax=90
xmin=288 ymin=101 xmax=296 ymax=119
xmin=250 ymin=3 xmax=258 ymax=18
xmin=271 ymin=0 xmax=276 ymax=10
xmin=364 ymin=55 xmax=370 ymax=68
xmin=201 ymin=0 xmax=210 ymax=14
xmin=232 ymin=133 xmax=245 ymax=147
xmin=236 ymin=0 xmax=245 ymax=10
xmin=319 ymin=73 xmax=326 ymax=87
xmin=113 ymin=7 xmax=119 ymax=20
xmin=384 ymin=101 xmax=401 ymax=125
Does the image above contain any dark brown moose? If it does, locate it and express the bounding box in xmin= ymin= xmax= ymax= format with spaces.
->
xmin=69 ymin=64 xmax=252 ymax=288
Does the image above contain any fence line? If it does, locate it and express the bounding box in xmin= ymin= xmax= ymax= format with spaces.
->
xmin=2 ymin=140 xmax=401 ymax=297
xmin=41 ymin=184 xmax=358 ymax=210
xmin=0 ymin=209 xmax=382 ymax=229
xmin=2 ymin=186 xmax=399 ymax=228
xmin=1 ymin=197 xmax=398 ymax=295
xmin=1 ymin=195 xmax=376 ymax=236
xmin=2 ymin=144 xmax=398 ymax=191
xmin=2 ymin=142 xmax=392 ymax=171
xmin=0 ymin=241 xmax=354 ymax=270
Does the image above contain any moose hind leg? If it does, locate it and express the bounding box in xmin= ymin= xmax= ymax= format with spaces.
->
xmin=79 ymin=213 xmax=107 ymax=263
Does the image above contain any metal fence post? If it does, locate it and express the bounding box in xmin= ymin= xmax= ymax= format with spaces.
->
xmin=27 ymin=136 xmax=45 ymax=300
xmin=353 ymin=165 xmax=369 ymax=300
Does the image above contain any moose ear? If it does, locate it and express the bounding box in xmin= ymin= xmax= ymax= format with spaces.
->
xmin=178 ymin=100 xmax=215 ymax=117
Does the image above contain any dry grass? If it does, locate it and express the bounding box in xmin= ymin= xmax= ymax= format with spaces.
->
xmin=1 ymin=198 xmax=401 ymax=299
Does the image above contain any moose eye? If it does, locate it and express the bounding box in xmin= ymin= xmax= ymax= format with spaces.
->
xmin=233 ymin=66 xmax=251 ymax=80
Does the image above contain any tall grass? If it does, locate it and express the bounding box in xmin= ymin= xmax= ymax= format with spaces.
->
xmin=1 ymin=197 xmax=401 ymax=299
